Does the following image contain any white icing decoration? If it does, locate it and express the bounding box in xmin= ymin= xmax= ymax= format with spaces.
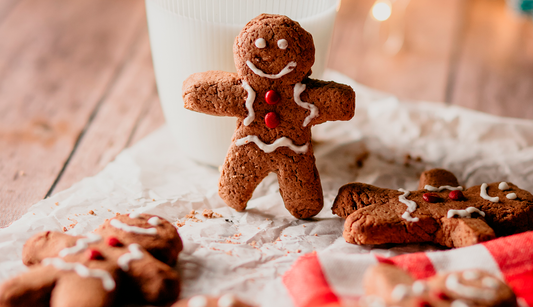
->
xmin=507 ymin=193 xmax=517 ymax=200
xmin=235 ymin=135 xmax=308 ymax=154
xmin=463 ymin=270 xmax=480 ymax=280
xmin=58 ymin=233 xmax=101 ymax=257
xmin=425 ymin=185 xmax=463 ymax=192
xmin=277 ymin=39 xmax=288 ymax=49
xmin=451 ymin=300 xmax=469 ymax=307
xmin=499 ymin=182 xmax=510 ymax=190
xmin=188 ymin=295 xmax=208 ymax=307
xmin=445 ymin=273 xmax=497 ymax=300
xmin=447 ymin=207 xmax=485 ymax=219
xmin=246 ymin=60 xmax=297 ymax=79
xmin=359 ymin=295 xmax=386 ymax=307
xmin=242 ymin=80 xmax=256 ymax=126
xmin=391 ymin=284 xmax=409 ymax=302
xmin=482 ymin=277 xmax=500 ymax=289
xmin=293 ymin=83 xmax=319 ymax=127
xmin=218 ymin=294 xmax=237 ymax=307
xmin=254 ymin=38 xmax=266 ymax=48
xmin=129 ymin=212 xmax=141 ymax=218
xmin=110 ymin=219 xmax=157 ymax=235
xmin=148 ymin=216 xmax=162 ymax=226
xmin=480 ymin=183 xmax=499 ymax=202
xmin=398 ymin=188 xmax=419 ymax=222
xmin=117 ymin=244 xmax=144 ymax=271
xmin=42 ymin=258 xmax=115 ymax=291
xmin=411 ymin=280 xmax=426 ymax=295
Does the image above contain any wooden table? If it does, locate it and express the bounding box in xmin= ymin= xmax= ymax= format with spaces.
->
xmin=1 ymin=0 xmax=532 ymax=227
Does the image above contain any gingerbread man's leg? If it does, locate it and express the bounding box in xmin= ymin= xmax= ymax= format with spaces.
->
xmin=49 ymin=272 xmax=116 ymax=307
xmin=0 ymin=265 xmax=58 ymax=307
xmin=438 ymin=217 xmax=496 ymax=247
xmin=277 ymin=152 xmax=323 ymax=219
xmin=219 ymin=144 xmax=271 ymax=211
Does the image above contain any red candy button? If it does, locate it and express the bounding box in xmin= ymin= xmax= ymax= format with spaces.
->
xmin=265 ymin=90 xmax=281 ymax=105
xmin=265 ymin=112 xmax=280 ymax=129
xmin=87 ymin=249 xmax=104 ymax=260
xmin=416 ymin=300 xmax=431 ymax=307
xmin=107 ymin=237 xmax=123 ymax=247
xmin=423 ymin=193 xmax=442 ymax=203
xmin=449 ymin=190 xmax=465 ymax=201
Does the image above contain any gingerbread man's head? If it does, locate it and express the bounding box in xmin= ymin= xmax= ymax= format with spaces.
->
xmin=233 ymin=14 xmax=315 ymax=87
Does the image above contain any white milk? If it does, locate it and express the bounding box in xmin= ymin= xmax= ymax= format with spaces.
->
xmin=146 ymin=0 xmax=340 ymax=166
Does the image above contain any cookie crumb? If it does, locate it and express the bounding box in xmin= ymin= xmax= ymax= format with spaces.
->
xmin=314 ymin=234 xmax=318 ymax=236
xmin=354 ymin=151 xmax=370 ymax=168
xmin=62 ymin=227 xmax=67 ymax=232
xmin=88 ymin=210 xmax=95 ymax=215
xmin=55 ymin=202 xmax=59 ymax=206
xmin=202 ymin=209 xmax=222 ymax=218
xmin=302 ymin=225 xmax=306 ymax=227
xmin=176 ymin=221 xmax=186 ymax=227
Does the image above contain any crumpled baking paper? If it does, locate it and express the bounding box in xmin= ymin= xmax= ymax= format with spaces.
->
xmin=1 ymin=71 xmax=532 ymax=306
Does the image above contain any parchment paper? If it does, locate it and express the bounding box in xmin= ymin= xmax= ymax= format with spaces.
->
xmin=1 ymin=71 xmax=533 ymax=306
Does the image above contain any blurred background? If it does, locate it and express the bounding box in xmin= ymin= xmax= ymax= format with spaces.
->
xmin=0 ymin=0 xmax=532 ymax=227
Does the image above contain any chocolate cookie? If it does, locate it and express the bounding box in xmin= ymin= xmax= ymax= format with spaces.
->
xmin=332 ymin=169 xmax=533 ymax=247
xmin=360 ymin=264 xmax=517 ymax=307
xmin=183 ymin=14 xmax=355 ymax=219
xmin=0 ymin=214 xmax=182 ymax=307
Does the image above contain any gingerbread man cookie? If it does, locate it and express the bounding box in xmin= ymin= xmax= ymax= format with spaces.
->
xmin=332 ymin=169 xmax=533 ymax=247
xmin=183 ymin=14 xmax=355 ymax=219
xmin=360 ymin=264 xmax=517 ymax=307
xmin=0 ymin=213 xmax=182 ymax=307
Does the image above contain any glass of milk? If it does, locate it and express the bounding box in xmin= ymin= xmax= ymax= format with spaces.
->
xmin=146 ymin=0 xmax=341 ymax=166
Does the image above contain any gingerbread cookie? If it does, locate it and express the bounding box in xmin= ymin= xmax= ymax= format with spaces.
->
xmin=183 ymin=14 xmax=355 ymax=219
xmin=360 ymin=264 xmax=517 ymax=307
xmin=0 ymin=213 xmax=182 ymax=307
xmin=172 ymin=294 xmax=252 ymax=307
xmin=332 ymin=169 xmax=533 ymax=247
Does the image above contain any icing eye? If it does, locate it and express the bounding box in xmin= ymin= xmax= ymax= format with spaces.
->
xmin=255 ymin=38 xmax=266 ymax=48
xmin=277 ymin=39 xmax=288 ymax=49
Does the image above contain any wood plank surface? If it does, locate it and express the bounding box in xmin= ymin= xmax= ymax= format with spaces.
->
xmin=0 ymin=0 xmax=146 ymax=227
xmin=329 ymin=0 xmax=464 ymax=102
xmin=448 ymin=0 xmax=533 ymax=119
xmin=51 ymin=27 xmax=160 ymax=193
xmin=0 ymin=0 xmax=532 ymax=228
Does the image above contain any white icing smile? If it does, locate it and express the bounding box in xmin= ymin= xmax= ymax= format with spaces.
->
xmin=110 ymin=219 xmax=157 ymax=235
xmin=246 ymin=60 xmax=297 ymax=79
xmin=235 ymin=135 xmax=308 ymax=154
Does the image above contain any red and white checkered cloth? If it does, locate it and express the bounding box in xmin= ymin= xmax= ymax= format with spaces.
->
xmin=283 ymin=231 xmax=533 ymax=307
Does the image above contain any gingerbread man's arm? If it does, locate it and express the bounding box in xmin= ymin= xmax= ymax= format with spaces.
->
xmin=183 ymin=71 xmax=248 ymax=118
xmin=332 ymin=183 xmax=400 ymax=218
xmin=299 ymin=78 xmax=355 ymax=126
xmin=127 ymin=252 xmax=180 ymax=305
xmin=0 ymin=265 xmax=59 ymax=307
xmin=22 ymin=231 xmax=80 ymax=266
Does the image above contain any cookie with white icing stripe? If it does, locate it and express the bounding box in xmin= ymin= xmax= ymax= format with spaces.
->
xmin=332 ymin=169 xmax=533 ymax=247
xmin=360 ymin=263 xmax=517 ymax=307
xmin=182 ymin=14 xmax=355 ymax=219
xmin=94 ymin=213 xmax=183 ymax=266
xmin=0 ymin=214 xmax=181 ymax=307
xmin=172 ymin=294 xmax=253 ymax=307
